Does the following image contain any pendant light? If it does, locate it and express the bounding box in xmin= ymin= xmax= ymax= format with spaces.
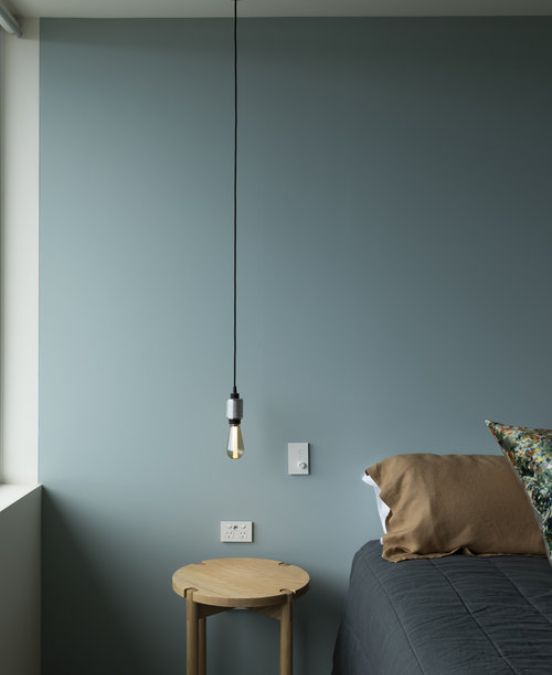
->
xmin=226 ymin=0 xmax=244 ymax=460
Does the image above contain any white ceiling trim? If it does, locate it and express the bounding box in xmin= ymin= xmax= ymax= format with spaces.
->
xmin=9 ymin=0 xmax=552 ymax=19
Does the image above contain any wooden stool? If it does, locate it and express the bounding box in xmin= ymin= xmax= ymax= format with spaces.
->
xmin=172 ymin=557 xmax=310 ymax=675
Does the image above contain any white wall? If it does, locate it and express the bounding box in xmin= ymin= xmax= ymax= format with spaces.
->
xmin=0 ymin=18 xmax=39 ymax=485
xmin=0 ymin=18 xmax=41 ymax=675
xmin=0 ymin=487 xmax=41 ymax=675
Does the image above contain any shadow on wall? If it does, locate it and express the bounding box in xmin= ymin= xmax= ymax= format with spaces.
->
xmin=42 ymin=486 xmax=345 ymax=675
xmin=193 ymin=573 xmax=344 ymax=675
xmin=42 ymin=490 xmax=157 ymax=675
xmin=299 ymin=584 xmax=344 ymax=675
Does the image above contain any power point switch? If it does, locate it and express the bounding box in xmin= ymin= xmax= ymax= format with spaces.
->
xmin=220 ymin=521 xmax=253 ymax=543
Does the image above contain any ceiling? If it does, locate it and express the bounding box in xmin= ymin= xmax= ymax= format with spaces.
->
xmin=8 ymin=0 xmax=552 ymax=18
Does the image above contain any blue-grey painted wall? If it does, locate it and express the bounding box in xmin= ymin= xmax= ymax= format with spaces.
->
xmin=40 ymin=17 xmax=552 ymax=675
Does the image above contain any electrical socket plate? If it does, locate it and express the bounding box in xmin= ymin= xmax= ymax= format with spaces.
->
xmin=220 ymin=521 xmax=253 ymax=543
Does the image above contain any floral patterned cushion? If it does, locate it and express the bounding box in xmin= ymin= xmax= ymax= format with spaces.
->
xmin=486 ymin=420 xmax=552 ymax=564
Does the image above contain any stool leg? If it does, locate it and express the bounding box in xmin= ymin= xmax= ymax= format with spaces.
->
xmin=198 ymin=617 xmax=206 ymax=675
xmin=279 ymin=594 xmax=293 ymax=675
xmin=186 ymin=591 xmax=199 ymax=675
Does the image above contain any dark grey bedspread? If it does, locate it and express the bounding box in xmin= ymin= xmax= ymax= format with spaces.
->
xmin=333 ymin=540 xmax=552 ymax=675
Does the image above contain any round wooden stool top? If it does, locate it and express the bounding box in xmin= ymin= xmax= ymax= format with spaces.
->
xmin=172 ymin=557 xmax=310 ymax=609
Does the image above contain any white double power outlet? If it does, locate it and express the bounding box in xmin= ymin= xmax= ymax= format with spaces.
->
xmin=220 ymin=521 xmax=253 ymax=543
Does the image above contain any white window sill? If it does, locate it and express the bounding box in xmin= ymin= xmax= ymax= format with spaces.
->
xmin=0 ymin=484 xmax=40 ymax=512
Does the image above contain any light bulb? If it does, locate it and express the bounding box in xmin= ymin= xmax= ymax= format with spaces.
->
xmin=227 ymin=424 xmax=244 ymax=460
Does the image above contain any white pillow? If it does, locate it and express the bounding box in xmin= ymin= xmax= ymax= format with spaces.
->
xmin=362 ymin=473 xmax=390 ymax=534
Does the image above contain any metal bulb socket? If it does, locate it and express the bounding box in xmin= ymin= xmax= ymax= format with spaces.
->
xmin=226 ymin=392 xmax=244 ymax=460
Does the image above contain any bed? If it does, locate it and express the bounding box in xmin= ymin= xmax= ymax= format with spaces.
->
xmin=332 ymin=540 xmax=552 ymax=675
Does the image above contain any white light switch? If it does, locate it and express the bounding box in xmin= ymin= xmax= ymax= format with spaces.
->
xmin=288 ymin=442 xmax=310 ymax=475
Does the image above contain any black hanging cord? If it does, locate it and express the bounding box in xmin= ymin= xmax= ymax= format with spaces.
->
xmin=232 ymin=0 xmax=238 ymax=392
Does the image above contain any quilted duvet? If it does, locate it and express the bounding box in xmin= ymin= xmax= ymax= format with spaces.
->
xmin=333 ymin=541 xmax=552 ymax=674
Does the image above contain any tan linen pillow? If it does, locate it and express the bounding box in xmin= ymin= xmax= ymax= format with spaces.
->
xmin=366 ymin=453 xmax=545 ymax=562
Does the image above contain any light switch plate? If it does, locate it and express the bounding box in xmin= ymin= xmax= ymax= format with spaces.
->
xmin=288 ymin=442 xmax=310 ymax=475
